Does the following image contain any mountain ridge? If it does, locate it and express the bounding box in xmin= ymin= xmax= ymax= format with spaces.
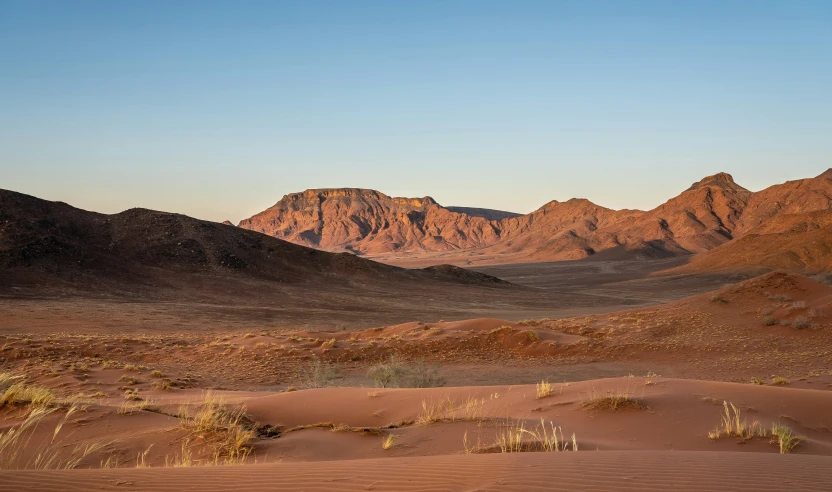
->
xmin=240 ymin=171 xmax=824 ymax=264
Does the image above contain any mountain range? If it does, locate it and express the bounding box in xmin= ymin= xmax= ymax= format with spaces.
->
xmin=237 ymin=170 xmax=832 ymax=272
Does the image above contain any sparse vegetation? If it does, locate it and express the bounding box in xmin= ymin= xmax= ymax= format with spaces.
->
xmin=178 ymin=392 xmax=255 ymax=465
xmin=297 ymin=357 xmax=342 ymax=389
xmin=521 ymin=330 xmax=540 ymax=342
xmin=707 ymin=401 xmax=766 ymax=440
xmin=152 ymin=379 xmax=172 ymax=391
xmin=405 ymin=358 xmax=446 ymax=388
xmin=772 ymin=376 xmax=789 ymax=385
xmin=465 ymin=419 xmax=577 ymax=454
xmin=770 ymin=423 xmax=802 ymax=454
xmin=581 ymin=389 xmax=646 ymax=411
xmin=0 ymin=406 xmax=109 ymax=469
xmin=535 ymin=380 xmax=554 ymax=399
xmin=382 ymin=434 xmax=398 ymax=450
xmin=1 ymin=375 xmax=56 ymax=409
xmin=792 ymin=317 xmax=815 ymax=329
xmin=763 ymin=316 xmax=777 ymax=326
xmin=367 ymin=355 xmax=407 ymax=388
xmin=367 ymin=356 xmax=445 ymax=388
xmin=710 ymin=293 xmax=728 ymax=304
xmin=416 ymin=398 xmax=454 ymax=424
xmin=751 ymin=377 xmax=765 ymax=385
xmin=766 ymin=292 xmax=792 ymax=302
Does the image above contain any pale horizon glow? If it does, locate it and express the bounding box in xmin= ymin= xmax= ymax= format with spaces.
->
xmin=1 ymin=1 xmax=830 ymax=223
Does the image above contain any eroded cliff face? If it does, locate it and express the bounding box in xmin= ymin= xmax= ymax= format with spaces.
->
xmin=238 ymin=171 xmax=832 ymax=265
xmin=238 ymin=188 xmax=501 ymax=254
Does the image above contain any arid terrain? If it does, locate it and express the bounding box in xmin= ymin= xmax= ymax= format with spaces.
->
xmin=3 ymin=176 xmax=832 ymax=490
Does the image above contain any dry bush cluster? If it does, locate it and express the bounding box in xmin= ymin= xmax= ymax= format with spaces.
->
xmin=367 ymin=355 xmax=446 ymax=388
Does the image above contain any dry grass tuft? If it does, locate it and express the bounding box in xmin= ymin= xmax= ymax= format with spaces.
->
xmin=707 ymin=401 xmax=766 ymax=440
xmin=119 ymin=399 xmax=153 ymax=415
xmin=581 ymin=389 xmax=647 ymax=411
xmin=179 ymin=392 xmax=255 ymax=465
xmin=382 ymin=433 xmax=399 ymax=450
xmin=0 ymin=377 xmax=56 ymax=410
xmin=416 ymin=398 xmax=455 ymax=425
xmin=770 ymin=423 xmax=802 ymax=454
xmin=465 ymin=419 xmax=577 ymax=454
xmin=772 ymin=376 xmax=789 ymax=386
xmin=0 ymin=406 xmax=109 ymax=469
xmin=535 ymin=380 xmax=554 ymax=399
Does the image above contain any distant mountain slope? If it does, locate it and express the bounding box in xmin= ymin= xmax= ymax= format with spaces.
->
xmin=664 ymin=209 xmax=832 ymax=275
xmin=734 ymin=170 xmax=832 ymax=234
xmin=238 ymin=172 xmax=774 ymax=263
xmin=445 ymin=206 xmax=521 ymax=221
xmin=0 ymin=189 xmax=510 ymax=293
xmin=238 ymin=189 xmax=502 ymax=254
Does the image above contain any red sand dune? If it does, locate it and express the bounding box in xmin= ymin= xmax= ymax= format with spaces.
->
xmin=3 ymin=378 xmax=832 ymax=490
xmin=4 ymin=451 xmax=832 ymax=492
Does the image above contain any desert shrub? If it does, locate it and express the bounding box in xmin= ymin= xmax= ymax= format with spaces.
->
xmin=521 ymin=330 xmax=540 ymax=342
xmin=118 ymin=375 xmax=140 ymax=385
xmin=751 ymin=377 xmax=765 ymax=385
xmin=710 ymin=293 xmax=728 ymax=304
xmin=790 ymin=301 xmax=807 ymax=310
xmin=367 ymin=356 xmax=445 ymax=388
xmin=297 ymin=357 xmax=342 ymax=388
xmin=367 ymin=355 xmax=407 ymax=388
xmin=771 ymin=376 xmax=789 ymax=385
xmin=792 ymin=318 xmax=815 ymax=329
xmin=765 ymin=292 xmax=792 ymax=302
xmin=152 ymin=379 xmax=172 ymax=391
xmin=763 ymin=316 xmax=777 ymax=326
xmin=405 ymin=358 xmax=446 ymax=388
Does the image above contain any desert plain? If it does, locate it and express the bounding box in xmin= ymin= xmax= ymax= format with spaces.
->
xmin=3 ymin=172 xmax=832 ymax=490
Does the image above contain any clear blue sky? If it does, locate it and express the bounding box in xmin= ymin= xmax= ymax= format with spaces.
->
xmin=1 ymin=1 xmax=830 ymax=222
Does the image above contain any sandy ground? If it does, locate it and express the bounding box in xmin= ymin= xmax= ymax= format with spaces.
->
xmin=2 ymin=270 xmax=831 ymax=489
xmin=6 ymin=451 xmax=832 ymax=492
xmin=0 ymin=258 xmax=745 ymax=335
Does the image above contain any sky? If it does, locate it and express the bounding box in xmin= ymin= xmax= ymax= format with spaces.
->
xmin=1 ymin=1 xmax=831 ymax=222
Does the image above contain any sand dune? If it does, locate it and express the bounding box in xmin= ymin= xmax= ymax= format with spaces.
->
xmin=4 ymin=451 xmax=832 ymax=492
